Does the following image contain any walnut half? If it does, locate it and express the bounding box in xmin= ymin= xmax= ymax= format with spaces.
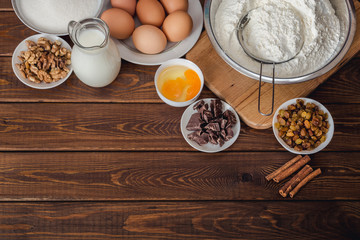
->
xmin=16 ymin=37 xmax=71 ymax=84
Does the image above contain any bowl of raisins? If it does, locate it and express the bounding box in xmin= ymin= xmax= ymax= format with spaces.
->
xmin=272 ymin=98 xmax=334 ymax=154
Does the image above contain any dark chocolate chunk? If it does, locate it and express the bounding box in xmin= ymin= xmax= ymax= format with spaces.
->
xmin=186 ymin=99 xmax=237 ymax=147
xmin=225 ymin=127 xmax=234 ymax=141
xmin=212 ymin=99 xmax=223 ymax=118
xmin=223 ymin=109 xmax=237 ymax=126
xmin=217 ymin=137 xmax=225 ymax=147
xmin=208 ymin=130 xmax=218 ymax=145
xmin=204 ymin=122 xmax=220 ymax=132
xmin=200 ymin=132 xmax=209 ymax=143
xmin=188 ymin=131 xmax=208 ymax=146
xmin=193 ymin=100 xmax=205 ymax=111
xmin=186 ymin=113 xmax=202 ymax=131
xmin=220 ymin=129 xmax=226 ymax=139
xmin=203 ymin=110 xmax=213 ymax=123
xmin=220 ymin=118 xmax=227 ymax=129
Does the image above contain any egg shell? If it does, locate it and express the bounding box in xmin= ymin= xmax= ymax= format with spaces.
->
xmin=111 ymin=0 xmax=136 ymax=15
xmin=136 ymin=0 xmax=165 ymax=27
xmin=132 ymin=25 xmax=167 ymax=54
xmin=162 ymin=11 xmax=193 ymax=42
xmin=101 ymin=8 xmax=135 ymax=39
xmin=160 ymin=0 xmax=188 ymax=14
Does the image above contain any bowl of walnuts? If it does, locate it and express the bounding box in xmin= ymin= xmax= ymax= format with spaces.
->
xmin=12 ymin=33 xmax=72 ymax=89
xmin=272 ymin=98 xmax=334 ymax=154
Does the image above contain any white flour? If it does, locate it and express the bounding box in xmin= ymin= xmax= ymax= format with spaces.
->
xmin=20 ymin=0 xmax=100 ymax=34
xmin=214 ymin=0 xmax=341 ymax=78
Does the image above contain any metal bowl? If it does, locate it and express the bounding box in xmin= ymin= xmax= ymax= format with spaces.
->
xmin=11 ymin=0 xmax=104 ymax=36
xmin=204 ymin=0 xmax=356 ymax=84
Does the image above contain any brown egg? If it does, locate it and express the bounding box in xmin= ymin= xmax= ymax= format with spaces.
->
xmin=111 ymin=0 xmax=136 ymax=15
xmin=160 ymin=0 xmax=188 ymax=14
xmin=132 ymin=25 xmax=167 ymax=54
xmin=162 ymin=11 xmax=193 ymax=42
xmin=101 ymin=8 xmax=135 ymax=39
xmin=136 ymin=0 xmax=165 ymax=27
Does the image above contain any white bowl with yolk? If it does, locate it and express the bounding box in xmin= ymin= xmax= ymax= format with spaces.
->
xmin=154 ymin=58 xmax=204 ymax=107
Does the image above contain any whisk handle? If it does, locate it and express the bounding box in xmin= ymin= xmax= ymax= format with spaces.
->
xmin=258 ymin=62 xmax=275 ymax=116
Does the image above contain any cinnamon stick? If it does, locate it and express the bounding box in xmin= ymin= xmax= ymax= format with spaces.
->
xmin=279 ymin=165 xmax=313 ymax=197
xmin=273 ymin=155 xmax=311 ymax=183
xmin=265 ymin=155 xmax=302 ymax=181
xmin=289 ymin=168 xmax=322 ymax=198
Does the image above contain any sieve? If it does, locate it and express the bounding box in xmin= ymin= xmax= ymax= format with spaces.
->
xmin=236 ymin=7 xmax=304 ymax=116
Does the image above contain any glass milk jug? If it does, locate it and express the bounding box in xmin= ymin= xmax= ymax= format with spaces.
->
xmin=68 ymin=18 xmax=121 ymax=87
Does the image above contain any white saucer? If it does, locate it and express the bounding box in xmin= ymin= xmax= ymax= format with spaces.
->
xmin=181 ymin=98 xmax=241 ymax=153
xmin=113 ymin=0 xmax=203 ymax=65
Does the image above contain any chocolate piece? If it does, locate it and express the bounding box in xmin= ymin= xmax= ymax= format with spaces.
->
xmin=212 ymin=99 xmax=223 ymax=118
xmin=186 ymin=99 xmax=237 ymax=147
xmin=204 ymin=122 xmax=220 ymax=132
xmin=207 ymin=130 xmax=218 ymax=145
xmin=188 ymin=131 xmax=208 ymax=146
xmin=217 ymin=137 xmax=225 ymax=147
xmin=220 ymin=129 xmax=226 ymax=139
xmin=225 ymin=127 xmax=234 ymax=141
xmin=186 ymin=113 xmax=202 ymax=131
xmin=220 ymin=118 xmax=227 ymax=129
xmin=203 ymin=110 xmax=213 ymax=123
xmin=223 ymin=109 xmax=237 ymax=126
xmin=193 ymin=100 xmax=205 ymax=111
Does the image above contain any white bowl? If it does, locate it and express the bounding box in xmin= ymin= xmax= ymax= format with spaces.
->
xmin=154 ymin=59 xmax=204 ymax=107
xmin=11 ymin=0 xmax=104 ymax=36
xmin=12 ymin=34 xmax=73 ymax=89
xmin=181 ymin=98 xmax=241 ymax=153
xmin=272 ymin=98 xmax=334 ymax=154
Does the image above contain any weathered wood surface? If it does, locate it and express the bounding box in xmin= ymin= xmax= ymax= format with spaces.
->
xmin=0 ymin=0 xmax=359 ymax=239
xmin=0 ymin=55 xmax=359 ymax=103
xmin=0 ymin=103 xmax=359 ymax=151
xmin=0 ymin=152 xmax=359 ymax=201
xmin=0 ymin=201 xmax=359 ymax=240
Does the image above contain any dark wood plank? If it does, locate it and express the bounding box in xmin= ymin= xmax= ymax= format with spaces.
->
xmin=0 ymin=55 xmax=358 ymax=103
xmin=309 ymin=54 xmax=360 ymax=104
xmin=0 ymin=12 xmax=36 ymax=56
xmin=0 ymin=201 xmax=358 ymax=239
xmin=0 ymin=103 xmax=359 ymax=151
xmin=0 ymin=57 xmax=215 ymax=103
xmin=0 ymin=152 xmax=358 ymax=201
xmin=0 ymin=0 xmax=12 ymax=10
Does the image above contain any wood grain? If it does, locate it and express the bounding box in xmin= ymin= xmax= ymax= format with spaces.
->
xmin=0 ymin=152 xmax=358 ymax=201
xmin=0 ymin=103 xmax=359 ymax=151
xmin=0 ymin=12 xmax=36 ymax=56
xmin=0 ymin=57 xmax=215 ymax=103
xmin=0 ymin=0 xmax=12 ymax=10
xmin=1 ymin=55 xmax=359 ymax=103
xmin=0 ymin=201 xmax=358 ymax=239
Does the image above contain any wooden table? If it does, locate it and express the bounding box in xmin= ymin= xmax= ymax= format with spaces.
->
xmin=1 ymin=1 xmax=359 ymax=239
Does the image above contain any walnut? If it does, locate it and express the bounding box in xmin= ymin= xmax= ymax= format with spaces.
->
xmin=16 ymin=37 xmax=71 ymax=84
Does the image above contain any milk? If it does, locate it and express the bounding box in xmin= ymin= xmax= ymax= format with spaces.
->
xmin=71 ymin=29 xmax=121 ymax=87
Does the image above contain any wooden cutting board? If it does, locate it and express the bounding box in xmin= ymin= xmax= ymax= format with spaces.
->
xmin=186 ymin=0 xmax=360 ymax=129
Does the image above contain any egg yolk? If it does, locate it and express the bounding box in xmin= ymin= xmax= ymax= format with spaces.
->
xmin=158 ymin=66 xmax=201 ymax=102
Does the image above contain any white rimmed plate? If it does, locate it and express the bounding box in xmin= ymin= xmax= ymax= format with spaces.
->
xmin=12 ymin=34 xmax=72 ymax=89
xmin=272 ymin=98 xmax=334 ymax=154
xmin=181 ymin=98 xmax=241 ymax=153
xmin=113 ymin=0 xmax=203 ymax=65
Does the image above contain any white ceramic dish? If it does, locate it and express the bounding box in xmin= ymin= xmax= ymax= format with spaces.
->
xmin=12 ymin=0 xmax=104 ymax=36
xmin=113 ymin=0 xmax=203 ymax=65
xmin=12 ymin=34 xmax=73 ymax=89
xmin=154 ymin=59 xmax=204 ymax=107
xmin=181 ymin=98 xmax=241 ymax=153
xmin=272 ymin=98 xmax=334 ymax=154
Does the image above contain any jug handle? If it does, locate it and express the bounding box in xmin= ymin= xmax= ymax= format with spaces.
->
xmin=68 ymin=20 xmax=78 ymax=39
